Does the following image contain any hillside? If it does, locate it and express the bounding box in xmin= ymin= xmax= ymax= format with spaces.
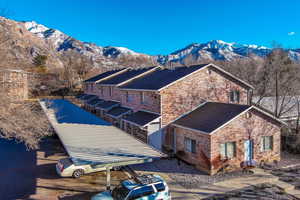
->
xmin=1 ymin=17 xmax=300 ymax=73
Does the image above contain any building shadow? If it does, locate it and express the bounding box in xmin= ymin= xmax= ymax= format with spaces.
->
xmin=0 ymin=138 xmax=37 ymax=200
xmin=58 ymin=191 xmax=99 ymax=200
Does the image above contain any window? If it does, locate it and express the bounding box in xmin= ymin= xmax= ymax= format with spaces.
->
xmin=91 ymin=84 xmax=94 ymax=92
xmin=140 ymin=92 xmax=145 ymax=104
xmin=154 ymin=183 xmax=165 ymax=192
xmin=128 ymin=186 xmax=155 ymax=200
xmin=220 ymin=142 xmax=236 ymax=158
xmin=246 ymin=112 xmax=252 ymax=118
xmin=126 ymin=92 xmax=129 ymax=102
xmin=229 ymin=90 xmax=240 ymax=103
xmin=109 ymin=87 xmax=113 ymax=96
xmin=184 ymin=137 xmax=196 ymax=153
xmin=126 ymin=92 xmax=133 ymax=102
xmin=101 ymin=86 xmax=104 ymax=95
xmin=261 ymin=136 xmax=273 ymax=151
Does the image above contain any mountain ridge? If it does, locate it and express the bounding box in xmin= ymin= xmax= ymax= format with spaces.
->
xmin=1 ymin=17 xmax=299 ymax=73
xmin=23 ymin=20 xmax=300 ymax=66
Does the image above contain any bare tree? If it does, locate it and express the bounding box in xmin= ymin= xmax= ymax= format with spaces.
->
xmin=254 ymin=49 xmax=300 ymax=118
xmin=0 ymin=74 xmax=52 ymax=149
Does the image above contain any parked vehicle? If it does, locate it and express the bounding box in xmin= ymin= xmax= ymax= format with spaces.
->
xmin=56 ymin=158 xmax=106 ymax=178
xmin=91 ymin=174 xmax=170 ymax=200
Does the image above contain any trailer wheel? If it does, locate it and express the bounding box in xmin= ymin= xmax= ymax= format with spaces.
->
xmin=73 ymin=169 xmax=84 ymax=178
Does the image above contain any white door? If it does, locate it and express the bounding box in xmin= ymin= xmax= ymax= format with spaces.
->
xmin=244 ymin=140 xmax=253 ymax=161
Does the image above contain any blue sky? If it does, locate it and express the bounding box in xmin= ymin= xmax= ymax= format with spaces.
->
xmin=1 ymin=0 xmax=300 ymax=55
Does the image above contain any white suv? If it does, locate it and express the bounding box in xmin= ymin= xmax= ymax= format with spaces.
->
xmin=56 ymin=158 xmax=106 ymax=178
xmin=92 ymin=174 xmax=171 ymax=200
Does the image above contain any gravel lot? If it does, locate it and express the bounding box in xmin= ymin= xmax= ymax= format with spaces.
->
xmin=131 ymin=158 xmax=253 ymax=189
xmin=203 ymin=183 xmax=299 ymax=200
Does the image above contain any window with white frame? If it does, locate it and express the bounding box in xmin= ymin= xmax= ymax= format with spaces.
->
xmin=220 ymin=142 xmax=236 ymax=158
xmin=109 ymin=86 xmax=113 ymax=96
xmin=184 ymin=137 xmax=196 ymax=153
xmin=140 ymin=92 xmax=145 ymax=104
xmin=126 ymin=92 xmax=133 ymax=102
xmin=229 ymin=90 xmax=240 ymax=103
xmin=261 ymin=136 xmax=273 ymax=151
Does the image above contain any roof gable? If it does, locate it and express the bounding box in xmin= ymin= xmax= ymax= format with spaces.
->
xmin=174 ymin=102 xmax=250 ymax=133
xmin=118 ymin=63 xmax=254 ymax=91
xmin=97 ymin=67 xmax=156 ymax=86
xmin=119 ymin=64 xmax=208 ymax=91
xmin=84 ymin=68 xmax=127 ymax=83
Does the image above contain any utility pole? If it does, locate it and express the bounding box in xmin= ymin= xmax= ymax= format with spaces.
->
xmin=106 ymin=167 xmax=111 ymax=191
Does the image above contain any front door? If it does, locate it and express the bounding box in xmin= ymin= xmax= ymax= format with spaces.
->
xmin=244 ymin=140 xmax=253 ymax=161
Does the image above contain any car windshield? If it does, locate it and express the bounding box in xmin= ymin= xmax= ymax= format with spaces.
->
xmin=60 ymin=158 xmax=73 ymax=168
xmin=111 ymin=184 xmax=130 ymax=200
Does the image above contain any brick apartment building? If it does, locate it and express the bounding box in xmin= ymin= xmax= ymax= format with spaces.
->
xmin=82 ymin=63 xmax=284 ymax=174
xmin=0 ymin=69 xmax=28 ymax=100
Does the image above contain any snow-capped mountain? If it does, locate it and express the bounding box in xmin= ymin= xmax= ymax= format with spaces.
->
xmin=23 ymin=21 xmax=150 ymax=67
xmin=11 ymin=20 xmax=300 ymax=69
xmin=156 ymin=40 xmax=270 ymax=64
xmin=157 ymin=40 xmax=300 ymax=64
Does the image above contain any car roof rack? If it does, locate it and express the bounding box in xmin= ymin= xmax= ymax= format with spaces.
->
xmin=134 ymin=174 xmax=161 ymax=185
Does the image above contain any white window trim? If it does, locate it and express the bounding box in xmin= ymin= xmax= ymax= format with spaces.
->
xmin=220 ymin=141 xmax=236 ymax=159
xmin=184 ymin=137 xmax=196 ymax=153
xmin=140 ymin=92 xmax=145 ymax=104
xmin=261 ymin=136 xmax=273 ymax=152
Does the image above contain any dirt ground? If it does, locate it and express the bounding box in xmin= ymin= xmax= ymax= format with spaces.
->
xmin=3 ymin=134 xmax=300 ymax=200
xmin=14 ymin=137 xmax=128 ymax=200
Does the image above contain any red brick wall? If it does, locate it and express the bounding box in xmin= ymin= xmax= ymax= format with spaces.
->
xmin=160 ymin=66 xmax=250 ymax=126
xmin=210 ymin=109 xmax=281 ymax=174
xmin=0 ymin=70 xmax=28 ymax=100
xmin=120 ymin=90 xmax=161 ymax=113
xmin=83 ymin=82 xmax=100 ymax=96
xmin=167 ymin=109 xmax=281 ymax=175
xmin=173 ymin=126 xmax=211 ymax=173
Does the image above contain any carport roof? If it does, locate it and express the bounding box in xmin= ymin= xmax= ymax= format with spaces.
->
xmin=40 ymin=99 xmax=163 ymax=166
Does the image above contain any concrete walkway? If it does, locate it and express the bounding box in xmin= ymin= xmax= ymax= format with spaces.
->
xmin=153 ymin=168 xmax=300 ymax=200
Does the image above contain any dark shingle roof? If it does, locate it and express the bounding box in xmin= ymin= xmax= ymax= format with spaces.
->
xmin=98 ymin=67 xmax=156 ymax=85
xmin=174 ymin=102 xmax=250 ymax=133
xmin=122 ymin=111 xmax=161 ymax=127
xmin=86 ymin=98 xmax=104 ymax=106
xmin=119 ymin=64 xmax=208 ymax=90
xmin=84 ymin=68 xmax=125 ymax=83
xmin=75 ymin=94 xmax=85 ymax=99
xmin=96 ymin=100 xmax=120 ymax=110
xmin=81 ymin=94 xmax=98 ymax=101
xmin=106 ymin=107 xmax=132 ymax=118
